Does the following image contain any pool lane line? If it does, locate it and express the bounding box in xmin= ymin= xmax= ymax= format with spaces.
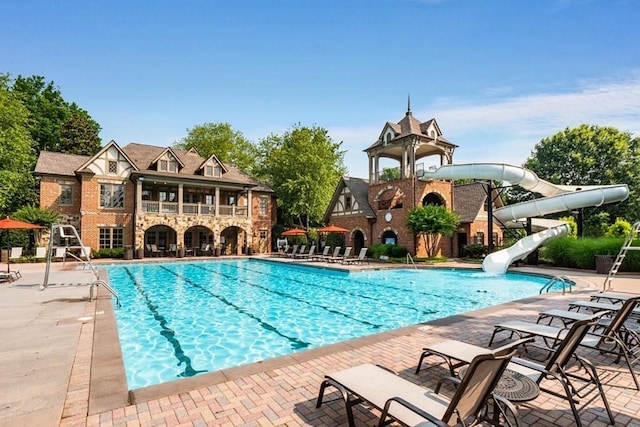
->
xmin=189 ymin=263 xmax=383 ymax=329
xmin=122 ymin=267 xmax=207 ymax=378
xmin=157 ymin=265 xmax=311 ymax=350
xmin=251 ymin=260 xmax=462 ymax=302
xmin=218 ymin=261 xmax=438 ymax=317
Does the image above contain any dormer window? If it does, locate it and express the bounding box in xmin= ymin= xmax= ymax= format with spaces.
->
xmin=160 ymin=160 xmax=168 ymax=171
xmin=159 ymin=159 xmax=178 ymax=173
xmin=206 ymin=166 xmax=213 ymax=176
xmin=204 ymin=164 xmax=222 ymax=177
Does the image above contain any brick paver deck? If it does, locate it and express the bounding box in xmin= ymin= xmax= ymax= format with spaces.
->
xmin=7 ymin=260 xmax=640 ymax=426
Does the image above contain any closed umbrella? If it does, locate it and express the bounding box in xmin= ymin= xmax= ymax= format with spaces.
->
xmin=0 ymin=217 xmax=44 ymax=273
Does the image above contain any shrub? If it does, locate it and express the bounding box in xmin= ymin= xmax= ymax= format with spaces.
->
xmin=605 ymin=218 xmax=632 ymax=238
xmin=369 ymin=243 xmax=392 ymax=259
xmin=92 ymin=247 xmax=124 ymax=259
xmin=390 ymin=245 xmax=407 ymax=258
xmin=541 ymin=236 xmax=640 ymax=271
xmin=463 ymin=244 xmax=488 ymax=259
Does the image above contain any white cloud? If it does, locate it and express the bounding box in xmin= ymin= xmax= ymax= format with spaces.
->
xmin=335 ymin=72 xmax=640 ymax=177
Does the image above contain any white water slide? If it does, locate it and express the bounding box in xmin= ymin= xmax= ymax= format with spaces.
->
xmin=421 ymin=164 xmax=629 ymax=274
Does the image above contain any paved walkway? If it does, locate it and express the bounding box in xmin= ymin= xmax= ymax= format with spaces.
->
xmin=2 ymin=258 xmax=640 ymax=426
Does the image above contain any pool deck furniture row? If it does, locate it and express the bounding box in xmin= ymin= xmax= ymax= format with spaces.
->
xmin=3 ymin=259 xmax=640 ymax=426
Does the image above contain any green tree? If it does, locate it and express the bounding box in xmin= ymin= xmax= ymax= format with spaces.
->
xmin=521 ymin=125 xmax=640 ymax=223
xmin=174 ymin=122 xmax=259 ymax=175
xmin=11 ymin=75 xmax=102 ymax=155
xmin=406 ymin=205 xmax=459 ymax=257
xmin=380 ymin=167 xmax=400 ymax=182
xmin=59 ymin=106 xmax=102 ymax=155
xmin=257 ymin=124 xmax=346 ymax=229
xmin=0 ymin=74 xmax=37 ymax=215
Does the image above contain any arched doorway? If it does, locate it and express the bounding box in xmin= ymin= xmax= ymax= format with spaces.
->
xmin=220 ymin=226 xmax=244 ymax=255
xmin=353 ymin=230 xmax=365 ymax=253
xmin=381 ymin=230 xmax=397 ymax=245
xmin=144 ymin=225 xmax=177 ymax=254
xmin=184 ymin=226 xmax=213 ymax=254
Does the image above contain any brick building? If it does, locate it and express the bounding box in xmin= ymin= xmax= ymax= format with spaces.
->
xmin=34 ymin=141 xmax=277 ymax=255
xmin=323 ymin=108 xmax=503 ymax=257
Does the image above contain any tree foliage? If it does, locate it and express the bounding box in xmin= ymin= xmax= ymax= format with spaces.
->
xmin=10 ymin=75 xmax=102 ymax=156
xmin=0 ymin=74 xmax=37 ymax=215
xmin=380 ymin=167 xmax=400 ymax=182
xmin=59 ymin=106 xmax=102 ymax=155
xmin=256 ymin=124 xmax=346 ymax=228
xmin=406 ymin=205 xmax=459 ymax=257
xmin=174 ymin=122 xmax=259 ymax=175
xmin=513 ymin=125 xmax=640 ymax=224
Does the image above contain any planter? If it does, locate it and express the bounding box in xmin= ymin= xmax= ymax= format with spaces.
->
xmin=214 ymin=247 xmax=221 ymax=257
xmin=595 ymin=255 xmax=614 ymax=274
xmin=123 ymin=247 xmax=133 ymax=260
xmin=135 ymin=248 xmax=144 ymax=259
xmin=178 ymin=248 xmax=186 ymax=258
xmin=247 ymin=247 xmax=253 ymax=256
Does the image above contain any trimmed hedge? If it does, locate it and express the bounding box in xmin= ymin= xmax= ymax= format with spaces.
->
xmin=92 ymin=248 xmax=124 ymax=259
xmin=541 ymin=237 xmax=640 ymax=271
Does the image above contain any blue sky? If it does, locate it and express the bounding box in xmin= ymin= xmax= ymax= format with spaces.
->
xmin=2 ymin=0 xmax=639 ymax=178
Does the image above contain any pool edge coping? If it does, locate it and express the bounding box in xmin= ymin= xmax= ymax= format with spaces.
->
xmin=87 ymin=266 xmax=598 ymax=410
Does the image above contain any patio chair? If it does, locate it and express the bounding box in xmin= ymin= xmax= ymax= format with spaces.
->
xmin=80 ymin=246 xmax=91 ymax=260
xmin=284 ymin=244 xmax=298 ymax=258
xmin=294 ymin=245 xmax=315 ymax=259
xmin=327 ymin=246 xmax=351 ymax=263
xmin=311 ymin=246 xmax=330 ymax=261
xmin=342 ymin=247 xmax=369 ymax=265
xmin=149 ymin=244 xmax=162 ymax=257
xmin=34 ymin=247 xmax=47 ymax=261
xmin=317 ymin=341 xmax=522 ymax=427
xmin=490 ymin=296 xmax=640 ymax=391
xmin=168 ymin=243 xmax=177 ymax=256
xmin=7 ymin=247 xmax=22 ymax=279
xmin=322 ymin=246 xmax=342 ymax=262
xmin=53 ymin=247 xmax=67 ymax=262
xmin=417 ymin=315 xmax=615 ymax=426
xmin=287 ymin=245 xmax=305 ymax=258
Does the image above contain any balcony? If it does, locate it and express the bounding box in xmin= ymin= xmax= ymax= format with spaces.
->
xmin=141 ymin=201 xmax=247 ymax=217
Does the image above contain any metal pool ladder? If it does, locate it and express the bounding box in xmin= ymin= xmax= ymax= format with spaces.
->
xmin=539 ymin=275 xmax=574 ymax=295
xmin=604 ymin=221 xmax=640 ymax=290
xmin=41 ymin=223 xmax=120 ymax=308
xmin=406 ymin=253 xmax=417 ymax=269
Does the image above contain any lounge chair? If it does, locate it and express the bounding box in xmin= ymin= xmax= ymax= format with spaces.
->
xmin=490 ymin=296 xmax=640 ymax=391
xmin=294 ymin=245 xmax=315 ymax=259
xmin=34 ymin=247 xmax=47 ymax=261
xmin=53 ymin=246 xmax=67 ymax=262
xmin=80 ymin=246 xmax=91 ymax=260
xmin=342 ymin=247 xmax=369 ymax=265
xmin=284 ymin=244 xmax=298 ymax=258
xmin=8 ymin=247 xmax=22 ymax=279
xmin=168 ymin=243 xmax=177 ymax=256
xmin=590 ymin=292 xmax=635 ymax=304
xmin=417 ymin=315 xmax=615 ymax=426
xmin=287 ymin=245 xmax=305 ymax=258
xmin=321 ymin=246 xmax=341 ymax=262
xmin=317 ymin=340 xmax=523 ymax=427
xmin=328 ymin=246 xmax=351 ymax=263
xmin=311 ymin=246 xmax=330 ymax=261
xmin=568 ymin=299 xmax=640 ymax=318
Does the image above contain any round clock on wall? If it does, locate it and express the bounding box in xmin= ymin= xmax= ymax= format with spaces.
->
xmin=384 ymin=212 xmax=392 ymax=222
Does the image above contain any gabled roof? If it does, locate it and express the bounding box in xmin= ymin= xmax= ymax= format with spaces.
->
xmin=34 ymin=142 xmax=273 ymax=192
xmin=453 ymin=182 xmax=503 ymax=223
xmin=198 ymin=153 xmax=229 ymax=174
xmin=76 ymin=140 xmax=139 ymax=173
xmin=34 ymin=151 xmax=90 ymax=177
xmin=150 ymin=147 xmax=186 ymax=170
xmin=323 ymin=176 xmax=375 ymax=222
xmin=366 ymin=112 xmax=457 ymax=152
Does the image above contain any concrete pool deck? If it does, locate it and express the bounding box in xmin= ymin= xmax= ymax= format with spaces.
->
xmin=1 ymin=257 xmax=639 ymax=426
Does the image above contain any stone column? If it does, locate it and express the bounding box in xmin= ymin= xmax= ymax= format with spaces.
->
xmin=178 ymin=183 xmax=183 ymax=215
xmin=215 ymin=187 xmax=220 ymax=216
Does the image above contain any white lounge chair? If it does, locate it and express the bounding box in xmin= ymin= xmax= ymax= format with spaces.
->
xmin=342 ymin=247 xmax=368 ymax=265
xmin=35 ymin=247 xmax=47 ymax=261
xmin=8 ymin=247 xmax=23 ymax=279
xmin=327 ymin=246 xmax=350 ymax=263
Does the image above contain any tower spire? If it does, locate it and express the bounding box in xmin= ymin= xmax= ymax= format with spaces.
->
xmin=406 ymin=93 xmax=412 ymax=115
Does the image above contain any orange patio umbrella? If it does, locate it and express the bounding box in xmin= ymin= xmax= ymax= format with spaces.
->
xmin=281 ymin=227 xmax=307 ymax=237
xmin=0 ymin=217 xmax=44 ymax=273
xmin=317 ymin=224 xmax=349 ymax=233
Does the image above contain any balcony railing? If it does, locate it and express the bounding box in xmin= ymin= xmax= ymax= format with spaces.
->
xmin=141 ymin=201 xmax=247 ymax=217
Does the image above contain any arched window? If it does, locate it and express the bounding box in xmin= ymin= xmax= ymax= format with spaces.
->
xmin=422 ymin=192 xmax=445 ymax=207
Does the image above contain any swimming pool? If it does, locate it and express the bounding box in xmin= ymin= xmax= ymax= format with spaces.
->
xmin=105 ymin=259 xmax=551 ymax=389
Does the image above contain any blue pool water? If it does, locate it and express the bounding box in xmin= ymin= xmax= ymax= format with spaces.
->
xmin=104 ymin=259 xmax=551 ymax=390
